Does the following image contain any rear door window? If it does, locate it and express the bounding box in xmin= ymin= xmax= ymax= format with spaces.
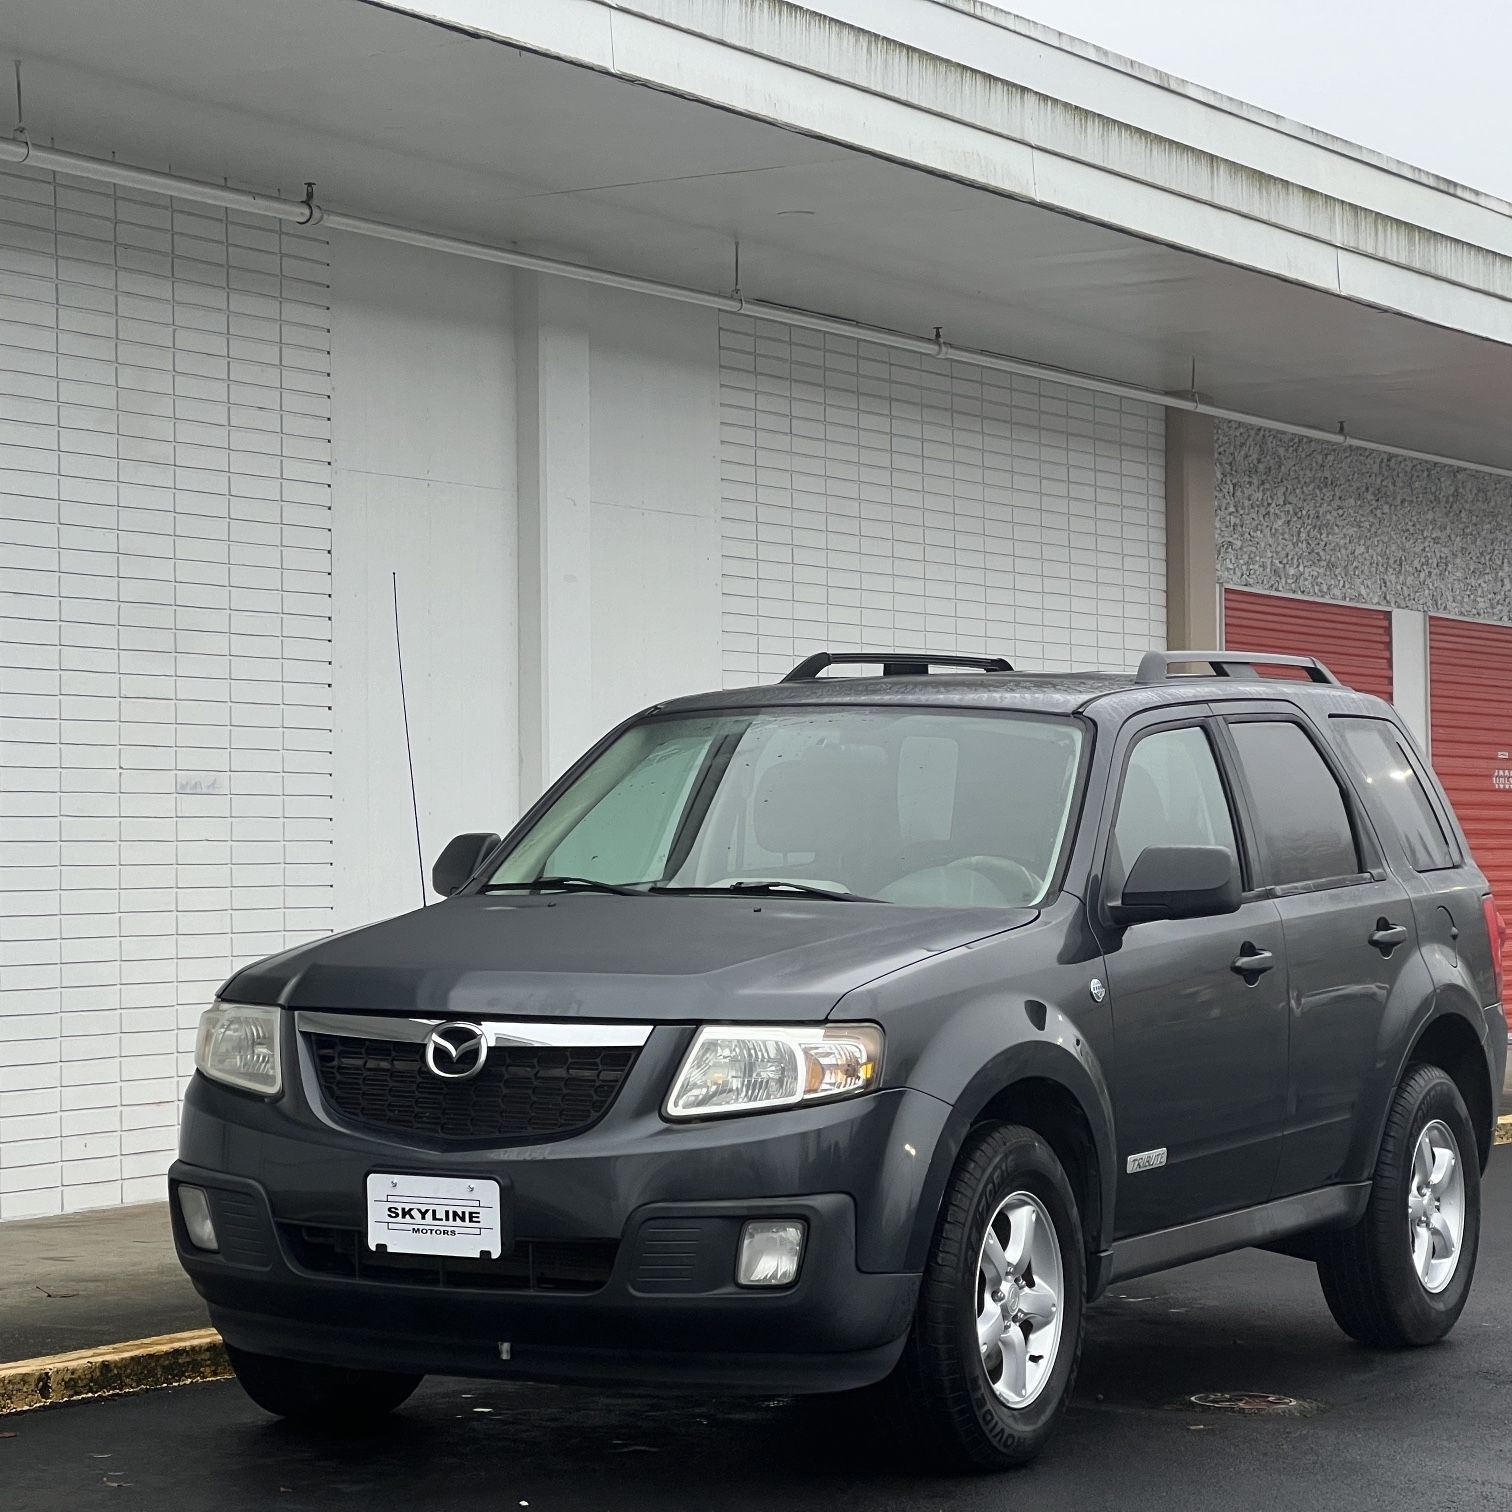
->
xmin=1226 ymin=720 xmax=1361 ymax=886
xmin=1331 ymin=717 xmax=1456 ymax=871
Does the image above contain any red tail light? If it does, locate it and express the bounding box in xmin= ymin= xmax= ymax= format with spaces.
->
xmin=1482 ymin=894 xmax=1507 ymax=1018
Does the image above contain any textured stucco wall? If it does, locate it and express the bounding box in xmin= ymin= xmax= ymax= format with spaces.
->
xmin=1216 ymin=420 xmax=1512 ymax=620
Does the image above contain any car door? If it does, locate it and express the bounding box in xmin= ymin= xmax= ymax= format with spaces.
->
xmin=1097 ymin=712 xmax=1290 ymax=1240
xmin=1218 ymin=708 xmax=1419 ymax=1195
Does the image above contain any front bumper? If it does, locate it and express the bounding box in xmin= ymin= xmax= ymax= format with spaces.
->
xmin=172 ymin=1058 xmax=945 ymax=1394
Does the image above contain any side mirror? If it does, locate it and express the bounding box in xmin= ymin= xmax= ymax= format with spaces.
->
xmin=431 ymin=832 xmax=501 ymax=897
xmin=1107 ymin=844 xmax=1241 ymax=926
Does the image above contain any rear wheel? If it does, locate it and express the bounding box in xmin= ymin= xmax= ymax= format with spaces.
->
xmin=1315 ymin=1064 xmax=1480 ymax=1347
xmin=890 ymin=1124 xmax=1085 ymax=1470
xmin=226 ymin=1345 xmax=423 ymax=1425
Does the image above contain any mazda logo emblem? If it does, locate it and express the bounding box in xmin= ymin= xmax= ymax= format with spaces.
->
xmin=423 ymin=1022 xmax=489 ymax=1081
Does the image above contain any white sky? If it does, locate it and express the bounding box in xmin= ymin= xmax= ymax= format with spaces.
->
xmin=1003 ymin=1 xmax=1512 ymax=199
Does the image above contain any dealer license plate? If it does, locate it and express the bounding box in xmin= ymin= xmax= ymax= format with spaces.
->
xmin=365 ymin=1173 xmax=504 ymax=1259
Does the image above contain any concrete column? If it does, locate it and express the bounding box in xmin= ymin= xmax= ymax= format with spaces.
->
xmin=516 ymin=273 xmax=595 ymax=801
xmin=1391 ymin=608 xmax=1431 ymax=751
xmin=1165 ymin=411 xmax=1220 ymax=649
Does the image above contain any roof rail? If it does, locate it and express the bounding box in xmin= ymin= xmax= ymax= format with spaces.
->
xmin=1135 ymin=649 xmax=1342 ymax=686
xmin=781 ymin=651 xmax=1015 ymax=682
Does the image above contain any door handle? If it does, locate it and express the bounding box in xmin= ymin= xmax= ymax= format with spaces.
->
xmin=1231 ymin=945 xmax=1276 ymax=979
xmin=1370 ymin=922 xmax=1409 ymax=953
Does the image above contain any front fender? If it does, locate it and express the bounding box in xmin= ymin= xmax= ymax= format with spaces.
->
xmin=902 ymin=1017 xmax=1118 ymax=1277
xmin=832 ymin=903 xmax=1115 ymax=1280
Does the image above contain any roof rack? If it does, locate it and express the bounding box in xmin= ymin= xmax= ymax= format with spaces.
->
xmin=1135 ymin=649 xmax=1342 ymax=686
xmin=781 ymin=651 xmax=1015 ymax=682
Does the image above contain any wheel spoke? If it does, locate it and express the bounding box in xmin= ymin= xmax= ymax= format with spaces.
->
xmin=1427 ymin=1147 xmax=1456 ymax=1196
xmin=978 ymin=1299 xmax=1005 ymax=1358
xmin=1411 ymin=1223 xmax=1433 ymax=1280
xmin=981 ymin=1227 xmax=1009 ymax=1292
xmin=1412 ymin=1136 xmax=1433 ymax=1191
xmin=1019 ymin=1278 xmax=1058 ymax=1330
xmin=1000 ymin=1323 xmax=1029 ymax=1401
xmin=1428 ymin=1210 xmax=1457 ymax=1262
xmin=1004 ymin=1203 xmax=1037 ymax=1274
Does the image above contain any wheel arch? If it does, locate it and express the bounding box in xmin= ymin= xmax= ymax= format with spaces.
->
xmin=905 ymin=1040 xmax=1116 ymax=1294
xmin=974 ymin=1076 xmax=1106 ymax=1285
xmin=1402 ymin=1008 xmax=1495 ymax=1170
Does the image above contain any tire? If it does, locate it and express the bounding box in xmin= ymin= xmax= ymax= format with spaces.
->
xmin=226 ymin=1345 xmax=423 ymax=1425
xmin=1315 ymin=1064 xmax=1481 ymax=1348
xmin=888 ymin=1123 xmax=1086 ymax=1471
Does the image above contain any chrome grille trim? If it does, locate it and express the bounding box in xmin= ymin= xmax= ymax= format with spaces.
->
xmin=293 ymin=1012 xmax=654 ymax=1049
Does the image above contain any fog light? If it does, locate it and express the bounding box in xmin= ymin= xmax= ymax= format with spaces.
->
xmin=177 ymin=1185 xmax=220 ymax=1252
xmin=738 ymin=1220 xmax=805 ymax=1287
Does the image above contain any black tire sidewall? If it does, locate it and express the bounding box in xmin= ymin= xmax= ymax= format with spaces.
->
xmin=226 ymin=1345 xmax=422 ymax=1422
xmin=1370 ymin=1067 xmax=1481 ymax=1339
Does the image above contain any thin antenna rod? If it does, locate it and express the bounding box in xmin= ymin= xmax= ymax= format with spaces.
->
xmin=391 ymin=573 xmax=427 ymax=907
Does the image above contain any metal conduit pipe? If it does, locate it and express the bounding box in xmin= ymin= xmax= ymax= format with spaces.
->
xmin=3 ymin=133 xmax=1511 ymax=482
xmin=0 ymin=135 xmax=321 ymax=223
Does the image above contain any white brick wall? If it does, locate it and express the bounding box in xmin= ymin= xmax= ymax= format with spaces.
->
xmin=718 ymin=316 xmax=1165 ymax=685
xmin=0 ymin=164 xmax=333 ymax=1219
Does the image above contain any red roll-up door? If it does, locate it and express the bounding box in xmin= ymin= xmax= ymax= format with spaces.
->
xmin=1429 ymin=615 xmax=1512 ymax=989
xmin=1224 ymin=589 xmax=1394 ymax=701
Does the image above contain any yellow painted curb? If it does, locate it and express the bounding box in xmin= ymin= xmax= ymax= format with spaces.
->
xmin=1496 ymin=1114 xmax=1512 ymax=1148
xmin=0 ymin=1328 xmax=228 ymax=1415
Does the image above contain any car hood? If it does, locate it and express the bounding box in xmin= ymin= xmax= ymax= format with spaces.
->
xmin=223 ymin=893 xmax=1036 ymax=1023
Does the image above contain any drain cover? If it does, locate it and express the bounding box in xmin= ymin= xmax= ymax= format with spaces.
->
xmin=1183 ymin=1391 xmax=1321 ymax=1417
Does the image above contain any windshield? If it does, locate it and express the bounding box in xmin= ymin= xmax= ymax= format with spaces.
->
xmin=487 ymin=707 xmax=1084 ymax=909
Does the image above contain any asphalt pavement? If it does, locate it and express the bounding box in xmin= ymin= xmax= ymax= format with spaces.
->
xmin=5 ymin=1150 xmax=1512 ymax=1512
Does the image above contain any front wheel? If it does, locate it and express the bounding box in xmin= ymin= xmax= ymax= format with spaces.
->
xmin=226 ymin=1345 xmax=423 ymax=1425
xmin=1315 ymin=1063 xmax=1481 ymax=1347
xmin=889 ymin=1123 xmax=1086 ymax=1471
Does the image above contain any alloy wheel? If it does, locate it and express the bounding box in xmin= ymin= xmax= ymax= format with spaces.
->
xmin=1408 ymin=1119 xmax=1465 ymax=1294
xmin=975 ymin=1190 xmax=1063 ymax=1408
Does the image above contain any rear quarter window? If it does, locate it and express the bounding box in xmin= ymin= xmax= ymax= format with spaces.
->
xmin=1331 ymin=716 xmax=1457 ymax=872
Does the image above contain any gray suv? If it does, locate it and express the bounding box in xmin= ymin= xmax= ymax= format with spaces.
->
xmin=171 ymin=649 xmax=1506 ymax=1470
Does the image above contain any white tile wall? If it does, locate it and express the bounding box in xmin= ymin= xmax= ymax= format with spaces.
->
xmin=0 ymin=164 xmax=333 ymax=1219
xmin=718 ymin=316 xmax=1165 ymax=685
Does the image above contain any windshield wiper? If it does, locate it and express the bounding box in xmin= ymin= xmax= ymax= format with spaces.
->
xmin=652 ymin=880 xmax=876 ymax=902
xmin=480 ymin=876 xmax=646 ymax=896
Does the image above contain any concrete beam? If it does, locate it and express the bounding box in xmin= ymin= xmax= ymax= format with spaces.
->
xmin=516 ymin=273 xmax=596 ymax=801
xmin=389 ymin=2 xmax=1512 ymax=341
xmin=1165 ymin=411 xmax=1219 ymax=649
xmin=1391 ymin=609 xmax=1431 ymax=751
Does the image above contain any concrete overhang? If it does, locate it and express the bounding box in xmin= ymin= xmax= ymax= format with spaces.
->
xmin=5 ymin=0 xmax=1512 ymax=468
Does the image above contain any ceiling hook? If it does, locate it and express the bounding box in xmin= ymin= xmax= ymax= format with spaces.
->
xmin=299 ymin=181 xmax=324 ymax=227
xmin=730 ymin=238 xmax=744 ymax=312
xmin=12 ymin=59 xmax=27 ymax=142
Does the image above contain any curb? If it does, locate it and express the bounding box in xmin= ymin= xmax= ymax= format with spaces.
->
xmin=1497 ymin=1114 xmax=1512 ymax=1148
xmin=0 ymin=1329 xmax=228 ymax=1415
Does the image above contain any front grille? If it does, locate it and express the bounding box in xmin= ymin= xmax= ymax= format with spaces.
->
xmin=307 ymin=1033 xmax=638 ymax=1143
xmin=282 ymin=1224 xmax=617 ymax=1293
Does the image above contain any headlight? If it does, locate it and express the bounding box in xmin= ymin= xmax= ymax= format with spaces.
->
xmin=665 ymin=1024 xmax=883 ymax=1119
xmin=195 ymin=1002 xmax=282 ymax=1096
